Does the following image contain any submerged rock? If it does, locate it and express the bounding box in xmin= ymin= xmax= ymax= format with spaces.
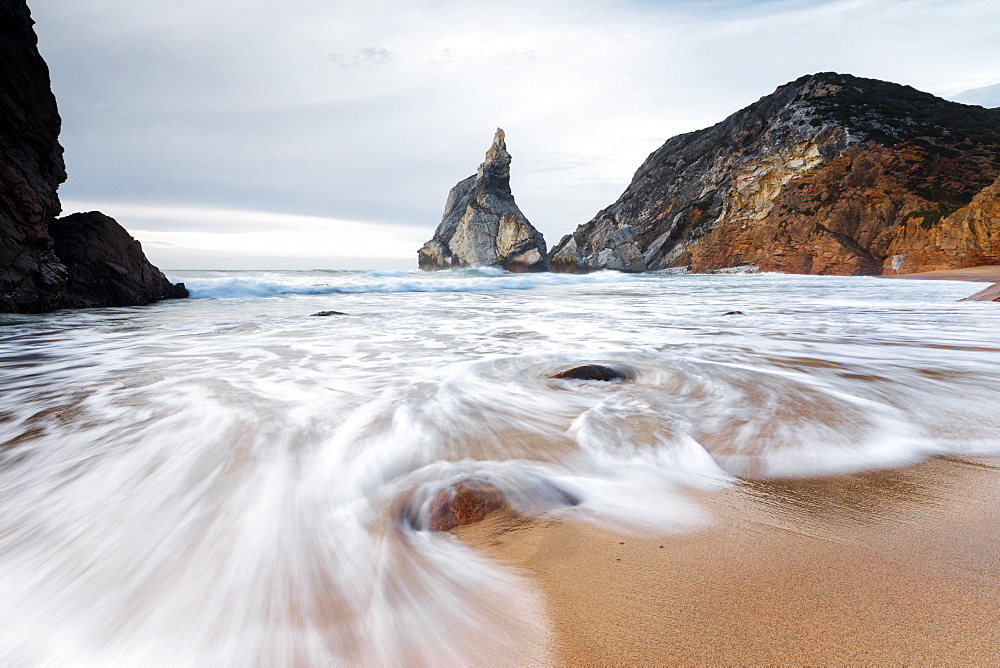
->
xmin=311 ymin=310 xmax=347 ymax=316
xmin=551 ymin=364 xmax=630 ymax=382
xmin=418 ymin=129 xmax=549 ymax=272
xmin=427 ymin=479 xmax=508 ymax=531
xmin=961 ymin=282 xmax=1000 ymax=302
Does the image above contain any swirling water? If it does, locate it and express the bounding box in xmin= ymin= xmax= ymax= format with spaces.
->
xmin=2 ymin=269 xmax=999 ymax=665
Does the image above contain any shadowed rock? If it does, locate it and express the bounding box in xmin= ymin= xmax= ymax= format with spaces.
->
xmin=0 ymin=0 xmax=187 ymax=312
xmin=418 ymin=129 xmax=549 ymax=272
xmin=551 ymin=364 xmax=630 ymax=382
xmin=427 ymin=479 xmax=508 ymax=531
xmin=0 ymin=0 xmax=67 ymax=312
xmin=49 ymin=212 xmax=187 ymax=308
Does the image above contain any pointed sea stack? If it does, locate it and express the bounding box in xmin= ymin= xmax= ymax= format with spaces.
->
xmin=550 ymin=72 xmax=1000 ymax=275
xmin=418 ymin=129 xmax=549 ymax=272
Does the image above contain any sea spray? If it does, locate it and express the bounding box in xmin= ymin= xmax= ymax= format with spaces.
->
xmin=1 ymin=270 xmax=999 ymax=664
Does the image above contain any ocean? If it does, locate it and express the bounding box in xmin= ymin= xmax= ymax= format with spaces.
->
xmin=1 ymin=269 xmax=999 ymax=665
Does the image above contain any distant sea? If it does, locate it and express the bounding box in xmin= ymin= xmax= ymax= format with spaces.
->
xmin=1 ymin=269 xmax=999 ymax=664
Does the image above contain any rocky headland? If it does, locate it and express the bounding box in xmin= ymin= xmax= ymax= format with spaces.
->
xmin=550 ymin=73 xmax=1000 ymax=276
xmin=418 ymin=129 xmax=549 ymax=272
xmin=0 ymin=0 xmax=185 ymax=312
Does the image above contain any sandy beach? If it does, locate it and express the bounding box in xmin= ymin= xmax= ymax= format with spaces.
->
xmin=883 ymin=265 xmax=1000 ymax=282
xmin=457 ymin=456 xmax=1000 ymax=664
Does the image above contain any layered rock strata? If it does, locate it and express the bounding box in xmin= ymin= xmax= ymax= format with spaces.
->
xmin=0 ymin=0 xmax=185 ymax=312
xmin=551 ymin=73 xmax=1000 ymax=275
xmin=418 ymin=129 xmax=549 ymax=272
xmin=961 ymin=282 xmax=1000 ymax=302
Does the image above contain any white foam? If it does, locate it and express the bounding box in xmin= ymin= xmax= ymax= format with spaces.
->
xmin=175 ymin=268 xmax=639 ymax=299
xmin=2 ymin=271 xmax=1000 ymax=664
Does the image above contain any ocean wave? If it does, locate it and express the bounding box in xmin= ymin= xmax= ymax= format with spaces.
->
xmin=173 ymin=268 xmax=639 ymax=299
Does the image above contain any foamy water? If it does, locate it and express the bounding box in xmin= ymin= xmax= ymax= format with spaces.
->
xmin=2 ymin=269 xmax=999 ymax=665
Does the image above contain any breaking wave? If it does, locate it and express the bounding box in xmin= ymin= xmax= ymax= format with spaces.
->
xmin=174 ymin=268 xmax=640 ymax=299
xmin=1 ymin=270 xmax=998 ymax=665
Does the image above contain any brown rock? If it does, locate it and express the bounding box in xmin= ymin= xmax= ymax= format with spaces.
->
xmin=427 ymin=479 xmax=508 ymax=531
xmin=550 ymin=72 xmax=1000 ymax=276
xmin=961 ymin=282 xmax=1000 ymax=302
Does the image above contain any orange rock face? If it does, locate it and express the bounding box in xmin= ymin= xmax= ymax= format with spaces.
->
xmin=551 ymin=73 xmax=1000 ymax=276
xmin=427 ymin=479 xmax=508 ymax=531
xmin=680 ymin=149 xmax=1000 ymax=276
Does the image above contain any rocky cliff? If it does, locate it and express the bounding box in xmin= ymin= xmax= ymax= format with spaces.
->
xmin=0 ymin=0 xmax=185 ymax=312
xmin=50 ymin=212 xmax=188 ymax=308
xmin=0 ymin=0 xmax=67 ymax=311
xmin=419 ymin=129 xmax=549 ymax=272
xmin=550 ymin=73 xmax=1000 ymax=275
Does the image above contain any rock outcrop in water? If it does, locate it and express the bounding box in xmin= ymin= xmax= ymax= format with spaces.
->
xmin=0 ymin=0 xmax=186 ymax=312
xmin=49 ymin=212 xmax=188 ymax=308
xmin=427 ymin=479 xmax=508 ymax=531
xmin=550 ymin=73 xmax=1000 ymax=275
xmin=418 ymin=129 xmax=549 ymax=272
xmin=961 ymin=282 xmax=1000 ymax=302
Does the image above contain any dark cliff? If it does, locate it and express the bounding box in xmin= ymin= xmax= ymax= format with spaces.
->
xmin=419 ymin=129 xmax=549 ymax=272
xmin=0 ymin=0 xmax=186 ymax=312
xmin=0 ymin=0 xmax=67 ymax=311
xmin=551 ymin=73 xmax=1000 ymax=275
xmin=50 ymin=212 xmax=188 ymax=308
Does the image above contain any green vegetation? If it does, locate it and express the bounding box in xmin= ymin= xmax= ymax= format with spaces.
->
xmin=905 ymin=208 xmax=956 ymax=229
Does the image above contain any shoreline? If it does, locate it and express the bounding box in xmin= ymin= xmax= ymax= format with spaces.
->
xmin=456 ymin=455 xmax=1000 ymax=663
xmin=880 ymin=265 xmax=1000 ymax=282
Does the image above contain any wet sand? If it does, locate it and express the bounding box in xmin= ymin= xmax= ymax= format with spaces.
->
xmin=883 ymin=265 xmax=1000 ymax=282
xmin=457 ymin=456 xmax=1000 ymax=664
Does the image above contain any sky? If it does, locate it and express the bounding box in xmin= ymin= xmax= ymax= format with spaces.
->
xmin=30 ymin=0 xmax=1000 ymax=270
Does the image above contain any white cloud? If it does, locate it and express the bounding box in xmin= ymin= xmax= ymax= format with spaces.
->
xmin=61 ymin=200 xmax=432 ymax=269
xmin=33 ymin=0 xmax=1000 ymax=268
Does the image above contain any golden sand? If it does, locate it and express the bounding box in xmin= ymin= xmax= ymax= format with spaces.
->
xmin=456 ymin=456 xmax=1000 ymax=664
xmin=882 ymin=265 xmax=1000 ymax=282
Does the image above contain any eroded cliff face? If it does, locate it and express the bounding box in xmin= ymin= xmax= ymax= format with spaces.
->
xmin=551 ymin=73 xmax=1000 ymax=275
xmin=0 ymin=0 xmax=67 ymax=311
xmin=419 ymin=129 xmax=549 ymax=272
xmin=50 ymin=212 xmax=189 ymax=308
xmin=0 ymin=0 xmax=185 ymax=312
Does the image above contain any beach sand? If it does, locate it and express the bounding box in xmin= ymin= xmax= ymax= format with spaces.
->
xmin=882 ymin=265 xmax=1000 ymax=282
xmin=456 ymin=456 xmax=1000 ymax=664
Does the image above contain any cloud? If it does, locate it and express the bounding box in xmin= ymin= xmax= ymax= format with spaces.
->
xmin=330 ymin=47 xmax=396 ymax=69
xmin=30 ymin=0 xmax=1000 ymax=268
xmin=952 ymin=82 xmax=1000 ymax=108
xmin=61 ymin=200 xmax=432 ymax=269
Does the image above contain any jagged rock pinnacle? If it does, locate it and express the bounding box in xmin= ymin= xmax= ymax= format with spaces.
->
xmin=418 ymin=129 xmax=549 ymax=272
